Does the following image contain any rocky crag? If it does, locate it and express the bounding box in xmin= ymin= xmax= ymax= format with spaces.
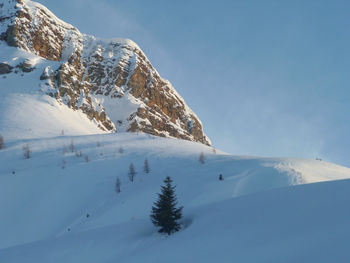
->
xmin=0 ymin=0 xmax=210 ymax=145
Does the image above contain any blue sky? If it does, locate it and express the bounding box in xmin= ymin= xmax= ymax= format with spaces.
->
xmin=39 ymin=0 xmax=350 ymax=166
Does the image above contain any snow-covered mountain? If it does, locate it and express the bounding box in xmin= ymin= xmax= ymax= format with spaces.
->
xmin=2 ymin=1 xmax=350 ymax=262
xmin=0 ymin=0 xmax=210 ymax=144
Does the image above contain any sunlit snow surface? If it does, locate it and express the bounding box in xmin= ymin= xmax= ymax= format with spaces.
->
xmin=1 ymin=133 xmax=350 ymax=262
xmin=1 ymin=1 xmax=350 ymax=261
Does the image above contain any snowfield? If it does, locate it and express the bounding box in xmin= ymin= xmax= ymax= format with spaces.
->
xmin=1 ymin=133 xmax=350 ymax=262
xmin=1 ymin=1 xmax=350 ymax=261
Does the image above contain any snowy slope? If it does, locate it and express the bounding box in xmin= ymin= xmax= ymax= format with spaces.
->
xmin=2 ymin=178 xmax=350 ymax=263
xmin=1 ymin=133 xmax=350 ymax=262
xmin=1 ymin=1 xmax=350 ymax=261
xmin=0 ymin=43 xmax=106 ymax=140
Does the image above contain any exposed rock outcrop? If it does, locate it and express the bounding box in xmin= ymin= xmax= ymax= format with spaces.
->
xmin=0 ymin=0 xmax=211 ymax=145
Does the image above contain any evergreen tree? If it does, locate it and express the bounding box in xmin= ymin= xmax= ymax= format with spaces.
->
xmin=199 ymin=152 xmax=205 ymax=164
xmin=69 ymin=140 xmax=75 ymax=152
xmin=150 ymin=176 xmax=183 ymax=235
xmin=115 ymin=177 xmax=121 ymax=193
xmin=144 ymin=158 xmax=150 ymax=174
xmin=0 ymin=134 xmax=4 ymax=149
xmin=23 ymin=144 xmax=31 ymax=159
xmin=128 ymin=163 xmax=136 ymax=182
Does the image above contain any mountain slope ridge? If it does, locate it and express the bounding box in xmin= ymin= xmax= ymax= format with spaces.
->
xmin=0 ymin=0 xmax=210 ymax=144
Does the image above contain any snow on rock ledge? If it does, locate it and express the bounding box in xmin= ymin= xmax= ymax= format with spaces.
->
xmin=0 ymin=0 xmax=211 ymax=145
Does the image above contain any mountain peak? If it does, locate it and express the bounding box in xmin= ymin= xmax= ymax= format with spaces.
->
xmin=0 ymin=0 xmax=211 ymax=145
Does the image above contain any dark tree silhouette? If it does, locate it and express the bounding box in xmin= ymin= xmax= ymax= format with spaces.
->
xmin=69 ymin=140 xmax=75 ymax=152
xmin=0 ymin=135 xmax=4 ymax=149
xmin=199 ymin=152 xmax=205 ymax=164
xmin=23 ymin=144 xmax=31 ymax=159
xmin=150 ymin=176 xmax=183 ymax=235
xmin=115 ymin=177 xmax=121 ymax=193
xmin=128 ymin=163 xmax=136 ymax=182
xmin=219 ymin=174 xmax=223 ymax=181
xmin=144 ymin=158 xmax=150 ymax=174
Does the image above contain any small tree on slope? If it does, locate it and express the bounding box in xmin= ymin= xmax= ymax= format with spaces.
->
xmin=115 ymin=177 xmax=121 ymax=193
xmin=0 ymin=135 xmax=4 ymax=149
xmin=144 ymin=158 xmax=150 ymax=174
xmin=23 ymin=144 xmax=31 ymax=159
xmin=199 ymin=152 xmax=205 ymax=164
xmin=150 ymin=176 xmax=183 ymax=235
xmin=128 ymin=163 xmax=136 ymax=182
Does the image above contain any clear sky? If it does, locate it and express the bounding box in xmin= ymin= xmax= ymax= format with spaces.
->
xmin=38 ymin=0 xmax=350 ymax=166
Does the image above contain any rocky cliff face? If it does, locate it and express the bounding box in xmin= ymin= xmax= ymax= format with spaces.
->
xmin=0 ymin=0 xmax=211 ymax=145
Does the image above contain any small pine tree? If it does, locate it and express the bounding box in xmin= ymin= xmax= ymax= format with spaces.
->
xmin=61 ymin=159 xmax=66 ymax=169
xmin=219 ymin=174 xmax=223 ymax=181
xmin=150 ymin=176 xmax=183 ymax=235
xmin=69 ymin=140 xmax=75 ymax=152
xmin=0 ymin=134 xmax=4 ymax=149
xmin=119 ymin=146 xmax=124 ymax=154
xmin=115 ymin=177 xmax=121 ymax=193
xmin=144 ymin=158 xmax=150 ymax=174
xmin=199 ymin=152 xmax=205 ymax=164
xmin=128 ymin=163 xmax=137 ymax=182
xmin=23 ymin=144 xmax=31 ymax=159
